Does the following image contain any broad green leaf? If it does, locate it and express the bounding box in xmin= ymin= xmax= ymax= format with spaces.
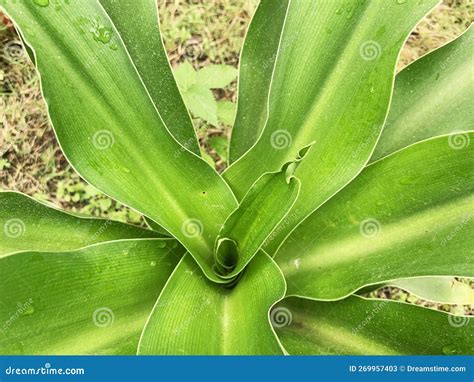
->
xmin=229 ymin=0 xmax=290 ymax=162
xmin=174 ymin=63 xmax=236 ymax=127
xmin=182 ymin=85 xmax=219 ymax=126
xmin=137 ymin=252 xmax=286 ymax=355
xmin=174 ymin=61 xmax=197 ymax=91
xmin=0 ymin=239 xmax=184 ymax=354
xmin=2 ymin=1 xmax=238 ymax=282
xmin=215 ymin=163 xmax=301 ymax=279
xmin=371 ymin=26 xmax=474 ymax=162
xmin=0 ymin=191 xmax=160 ymax=256
xmin=225 ymin=0 xmax=439 ymax=252
xmin=387 ymin=277 xmax=474 ymax=305
xmin=196 ymin=64 xmax=238 ymax=89
xmin=276 ymin=134 xmax=474 ymax=300
xmin=217 ymin=100 xmax=237 ymax=126
xmin=98 ymin=0 xmax=200 ymax=155
xmin=274 ymin=296 xmax=473 ymax=355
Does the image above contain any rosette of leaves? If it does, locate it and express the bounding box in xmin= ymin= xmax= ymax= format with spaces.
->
xmin=0 ymin=0 xmax=472 ymax=355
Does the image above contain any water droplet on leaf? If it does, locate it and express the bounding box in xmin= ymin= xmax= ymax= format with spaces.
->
xmin=20 ymin=304 xmax=35 ymax=316
xmin=33 ymin=0 xmax=49 ymax=7
xmin=399 ymin=177 xmax=414 ymax=185
xmin=442 ymin=345 xmax=458 ymax=355
xmin=90 ymin=18 xmax=113 ymax=44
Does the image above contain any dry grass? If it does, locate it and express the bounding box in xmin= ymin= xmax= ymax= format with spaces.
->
xmin=398 ymin=0 xmax=473 ymax=69
xmin=0 ymin=0 xmax=472 ymax=313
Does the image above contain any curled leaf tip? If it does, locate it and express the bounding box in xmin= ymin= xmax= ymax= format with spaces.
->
xmin=214 ymin=237 xmax=239 ymax=278
xmin=282 ymin=141 xmax=315 ymax=183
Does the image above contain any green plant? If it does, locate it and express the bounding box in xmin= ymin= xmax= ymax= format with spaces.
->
xmin=0 ymin=0 xmax=472 ymax=355
xmin=174 ymin=61 xmax=237 ymax=127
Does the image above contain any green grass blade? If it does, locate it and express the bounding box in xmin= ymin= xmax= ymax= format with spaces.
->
xmin=137 ymin=252 xmax=286 ymax=355
xmin=0 ymin=191 xmax=161 ymax=256
xmin=276 ymin=134 xmax=474 ymax=300
xmin=98 ymin=0 xmax=199 ymax=154
xmin=274 ymin=296 xmax=473 ymax=355
xmin=371 ymin=26 xmax=474 ymax=162
xmin=1 ymin=1 xmax=238 ymax=281
xmin=0 ymin=239 xmax=184 ymax=354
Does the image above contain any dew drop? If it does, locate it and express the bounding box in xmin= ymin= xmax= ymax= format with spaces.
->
xmin=399 ymin=177 xmax=414 ymax=185
xmin=20 ymin=304 xmax=35 ymax=316
xmin=150 ymin=261 xmax=157 ymax=267
xmin=442 ymin=345 xmax=457 ymax=355
xmin=33 ymin=0 xmax=49 ymax=7
xmin=93 ymin=27 xmax=112 ymax=44
xmin=90 ymin=19 xmax=113 ymax=44
xmin=75 ymin=17 xmax=89 ymax=35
